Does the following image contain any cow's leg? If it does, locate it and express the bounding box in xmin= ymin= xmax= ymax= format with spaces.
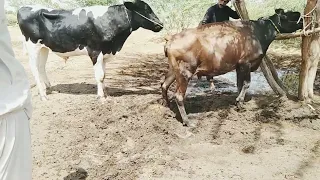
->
xmin=27 ymin=43 xmax=48 ymax=101
xmin=38 ymin=48 xmax=50 ymax=90
xmin=206 ymin=75 xmax=215 ymax=90
xmin=161 ymin=67 xmax=175 ymax=106
xmin=93 ymin=52 xmax=107 ymax=100
xmin=236 ymin=63 xmax=251 ymax=108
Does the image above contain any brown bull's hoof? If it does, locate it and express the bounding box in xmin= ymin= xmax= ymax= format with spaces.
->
xmin=235 ymin=101 xmax=246 ymax=112
xmin=157 ymin=98 xmax=170 ymax=107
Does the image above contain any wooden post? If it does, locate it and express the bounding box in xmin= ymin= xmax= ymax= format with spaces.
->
xmin=233 ymin=0 xmax=288 ymax=96
xmin=298 ymin=0 xmax=320 ymax=101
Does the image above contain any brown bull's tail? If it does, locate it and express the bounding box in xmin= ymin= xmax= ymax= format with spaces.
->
xmin=164 ymin=35 xmax=172 ymax=57
xmin=164 ymin=35 xmax=172 ymax=42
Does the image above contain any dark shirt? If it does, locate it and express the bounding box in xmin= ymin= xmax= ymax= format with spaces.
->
xmin=200 ymin=4 xmax=240 ymax=25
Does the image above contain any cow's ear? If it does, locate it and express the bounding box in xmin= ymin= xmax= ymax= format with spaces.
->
xmin=124 ymin=2 xmax=136 ymax=10
xmin=275 ymin=8 xmax=284 ymax=15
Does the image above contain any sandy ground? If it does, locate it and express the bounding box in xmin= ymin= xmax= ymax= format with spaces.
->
xmin=8 ymin=26 xmax=320 ymax=180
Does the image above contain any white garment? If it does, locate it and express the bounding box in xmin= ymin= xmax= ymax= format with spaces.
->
xmin=0 ymin=111 xmax=32 ymax=180
xmin=0 ymin=1 xmax=32 ymax=116
xmin=0 ymin=0 xmax=33 ymax=179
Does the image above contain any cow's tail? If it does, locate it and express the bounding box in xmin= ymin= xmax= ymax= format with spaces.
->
xmin=23 ymin=41 xmax=28 ymax=55
xmin=21 ymin=37 xmax=28 ymax=55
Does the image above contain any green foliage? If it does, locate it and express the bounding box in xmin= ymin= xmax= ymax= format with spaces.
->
xmin=246 ymin=0 xmax=305 ymax=20
xmin=146 ymin=0 xmax=213 ymax=35
xmin=6 ymin=0 xmax=306 ymax=36
xmin=281 ymin=71 xmax=300 ymax=95
xmin=9 ymin=0 xmax=60 ymax=11
xmin=142 ymin=0 xmax=306 ymax=35
xmin=77 ymin=0 xmax=118 ymax=7
xmin=6 ymin=13 xmax=18 ymax=26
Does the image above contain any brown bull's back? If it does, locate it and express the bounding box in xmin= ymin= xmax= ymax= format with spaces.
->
xmin=166 ymin=21 xmax=263 ymax=76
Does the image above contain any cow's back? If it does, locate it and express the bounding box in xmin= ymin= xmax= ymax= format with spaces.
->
xmin=17 ymin=5 xmax=132 ymax=55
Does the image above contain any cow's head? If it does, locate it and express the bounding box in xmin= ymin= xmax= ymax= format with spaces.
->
xmin=268 ymin=9 xmax=303 ymax=33
xmin=124 ymin=0 xmax=163 ymax=32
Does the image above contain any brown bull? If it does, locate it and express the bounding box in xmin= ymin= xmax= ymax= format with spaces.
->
xmin=161 ymin=9 xmax=302 ymax=127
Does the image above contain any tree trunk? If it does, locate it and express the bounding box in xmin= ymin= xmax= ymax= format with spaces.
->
xmin=298 ymin=0 xmax=320 ymax=101
xmin=233 ymin=0 xmax=288 ymax=96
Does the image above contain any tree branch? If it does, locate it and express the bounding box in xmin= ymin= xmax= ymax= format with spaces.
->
xmin=275 ymin=27 xmax=320 ymax=40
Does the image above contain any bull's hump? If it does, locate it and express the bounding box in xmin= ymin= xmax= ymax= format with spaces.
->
xmin=72 ymin=6 xmax=110 ymax=19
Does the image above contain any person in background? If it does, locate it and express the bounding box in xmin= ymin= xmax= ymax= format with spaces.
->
xmin=199 ymin=0 xmax=241 ymax=90
xmin=0 ymin=0 xmax=33 ymax=179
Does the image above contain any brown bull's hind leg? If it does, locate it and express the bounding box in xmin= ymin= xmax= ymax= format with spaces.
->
xmin=236 ymin=63 xmax=251 ymax=108
xmin=161 ymin=68 xmax=175 ymax=106
xmin=168 ymin=53 xmax=196 ymax=127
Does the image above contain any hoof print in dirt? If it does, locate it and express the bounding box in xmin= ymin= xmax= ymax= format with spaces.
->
xmin=64 ymin=168 xmax=88 ymax=180
xmin=242 ymin=145 xmax=255 ymax=154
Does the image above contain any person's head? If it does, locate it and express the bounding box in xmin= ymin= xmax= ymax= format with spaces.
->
xmin=218 ymin=0 xmax=231 ymax=7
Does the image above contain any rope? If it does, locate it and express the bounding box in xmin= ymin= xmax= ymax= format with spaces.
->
xmin=297 ymin=4 xmax=317 ymax=36
xmin=133 ymin=11 xmax=164 ymax=27
xmin=266 ymin=19 xmax=281 ymax=33
xmin=124 ymin=7 xmax=132 ymax=32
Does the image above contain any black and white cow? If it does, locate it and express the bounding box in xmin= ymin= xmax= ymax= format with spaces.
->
xmin=17 ymin=0 xmax=163 ymax=101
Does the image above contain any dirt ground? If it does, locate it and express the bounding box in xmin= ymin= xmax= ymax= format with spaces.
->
xmin=8 ymin=26 xmax=320 ymax=180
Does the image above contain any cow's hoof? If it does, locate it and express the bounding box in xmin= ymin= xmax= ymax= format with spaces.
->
xmin=40 ymin=95 xmax=49 ymax=101
xmin=98 ymin=96 xmax=112 ymax=104
xmin=98 ymin=96 xmax=107 ymax=104
xmin=184 ymin=119 xmax=197 ymax=128
xmin=174 ymin=129 xmax=195 ymax=139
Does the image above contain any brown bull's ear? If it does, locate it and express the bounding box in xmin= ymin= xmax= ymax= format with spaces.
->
xmin=124 ymin=1 xmax=136 ymax=10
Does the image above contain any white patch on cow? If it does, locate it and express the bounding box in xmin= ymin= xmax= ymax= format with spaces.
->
xmin=94 ymin=52 xmax=107 ymax=98
xmin=213 ymin=35 xmax=233 ymax=61
xmin=24 ymin=39 xmax=50 ymax=100
xmin=54 ymin=47 xmax=89 ymax=58
xmin=72 ymin=6 xmax=110 ymax=19
xmin=25 ymin=5 xmax=53 ymax=12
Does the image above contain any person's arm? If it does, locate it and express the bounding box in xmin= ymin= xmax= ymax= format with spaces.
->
xmin=199 ymin=6 xmax=215 ymax=25
xmin=228 ymin=6 xmax=240 ymax=19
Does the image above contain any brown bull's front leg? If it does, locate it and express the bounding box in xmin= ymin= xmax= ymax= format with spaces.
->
xmin=236 ymin=62 xmax=251 ymax=109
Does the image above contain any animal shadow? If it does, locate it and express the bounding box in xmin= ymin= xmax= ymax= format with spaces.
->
xmin=50 ymin=83 xmax=160 ymax=97
xmin=63 ymin=168 xmax=88 ymax=180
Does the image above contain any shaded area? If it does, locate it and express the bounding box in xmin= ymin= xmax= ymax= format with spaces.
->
xmin=64 ymin=168 xmax=88 ymax=180
xmin=295 ymin=140 xmax=320 ymax=178
xmin=50 ymin=83 xmax=160 ymax=96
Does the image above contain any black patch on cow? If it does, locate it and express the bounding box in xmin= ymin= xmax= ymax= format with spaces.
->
xmin=17 ymin=5 xmax=133 ymax=65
